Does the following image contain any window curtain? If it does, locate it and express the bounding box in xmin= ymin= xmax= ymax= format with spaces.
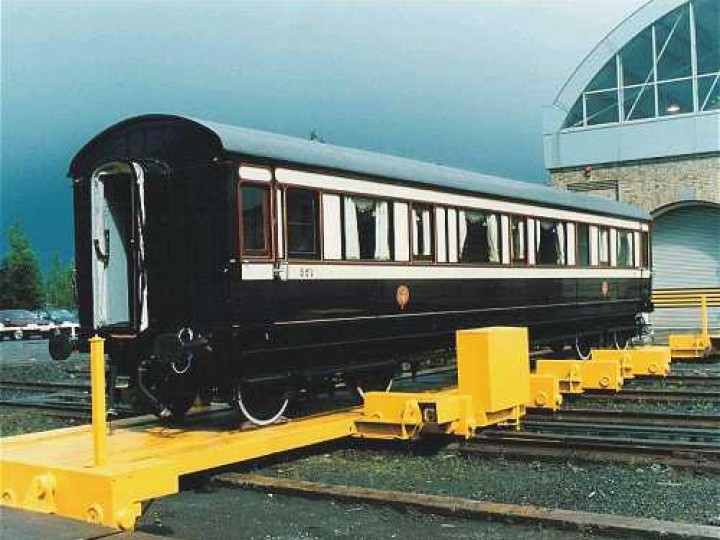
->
xmin=599 ymin=229 xmax=609 ymax=263
xmin=515 ymin=220 xmax=525 ymax=259
xmin=412 ymin=209 xmax=420 ymax=255
xmin=487 ymin=214 xmax=499 ymax=263
xmin=344 ymin=197 xmax=360 ymax=259
xmin=422 ymin=209 xmax=432 ymax=256
xmin=458 ymin=210 xmax=468 ymax=258
xmin=555 ymin=223 xmax=565 ymax=265
xmin=374 ymin=201 xmax=390 ymax=260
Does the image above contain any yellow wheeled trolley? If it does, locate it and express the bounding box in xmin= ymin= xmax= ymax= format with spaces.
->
xmin=0 ymin=327 xmax=531 ymax=530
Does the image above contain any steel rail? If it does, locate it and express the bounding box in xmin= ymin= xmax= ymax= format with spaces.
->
xmin=0 ymin=380 xmax=90 ymax=392
xmin=459 ymin=438 xmax=720 ymax=473
xmin=581 ymin=388 xmax=720 ymax=402
xmin=526 ymin=408 xmax=720 ymax=429
xmin=473 ymin=429 xmax=720 ymax=457
xmin=519 ymin=420 xmax=720 ymax=442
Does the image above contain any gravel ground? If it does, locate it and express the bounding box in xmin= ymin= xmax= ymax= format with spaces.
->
xmin=0 ymin=341 xmax=90 ymax=436
xmin=249 ymin=445 xmax=720 ymax=526
xmin=136 ymin=484 xmax=630 ymax=540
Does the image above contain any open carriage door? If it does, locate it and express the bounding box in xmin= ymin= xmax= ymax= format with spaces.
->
xmin=90 ymin=161 xmax=149 ymax=331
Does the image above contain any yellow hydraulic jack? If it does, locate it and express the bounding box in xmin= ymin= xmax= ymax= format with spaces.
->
xmin=535 ymin=357 xmax=623 ymax=393
xmin=591 ymin=347 xmax=671 ymax=377
xmin=527 ymin=374 xmax=563 ymax=411
xmin=668 ymin=295 xmax=717 ymax=360
xmin=535 ymin=360 xmax=583 ymax=394
xmin=357 ymin=327 xmax=530 ymax=438
xmin=0 ymin=327 xmax=530 ymax=530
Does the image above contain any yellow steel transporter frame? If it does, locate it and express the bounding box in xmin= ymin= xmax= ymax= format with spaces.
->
xmin=0 ymin=326 xmax=678 ymax=531
xmin=1 ymin=327 xmax=530 ymax=530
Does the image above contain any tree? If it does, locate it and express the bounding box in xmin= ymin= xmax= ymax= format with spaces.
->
xmin=45 ymin=253 xmax=76 ymax=308
xmin=0 ymin=223 xmax=44 ymax=309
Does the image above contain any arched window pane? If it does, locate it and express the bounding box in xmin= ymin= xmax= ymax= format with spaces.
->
xmin=586 ymin=59 xmax=618 ymax=91
xmin=698 ymin=74 xmax=720 ymax=111
xmin=621 ymin=26 xmax=654 ymax=86
xmin=655 ymin=4 xmax=691 ymax=81
xmin=624 ymin=84 xmax=656 ymax=120
xmin=658 ymin=79 xmax=693 ymax=115
xmin=586 ymin=90 xmax=619 ymax=125
xmin=694 ymin=0 xmax=720 ymax=75
xmin=563 ymin=96 xmax=584 ymax=128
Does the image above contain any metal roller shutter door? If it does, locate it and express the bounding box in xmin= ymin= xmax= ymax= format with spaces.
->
xmin=652 ymin=206 xmax=720 ymax=332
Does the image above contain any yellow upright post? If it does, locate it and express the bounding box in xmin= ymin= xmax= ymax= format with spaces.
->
xmin=701 ymin=294 xmax=709 ymax=339
xmin=90 ymin=335 xmax=108 ymax=467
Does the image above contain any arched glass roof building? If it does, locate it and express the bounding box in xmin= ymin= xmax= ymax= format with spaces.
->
xmin=545 ymin=0 xmax=719 ymax=172
xmin=544 ymin=0 xmax=719 ymax=334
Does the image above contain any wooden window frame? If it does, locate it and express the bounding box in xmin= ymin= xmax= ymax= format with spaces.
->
xmin=575 ymin=222 xmax=592 ymax=268
xmin=239 ymin=181 xmax=272 ymax=259
xmin=284 ymin=186 xmax=322 ymax=261
xmin=340 ymin=194 xmax=396 ymax=262
xmin=410 ymin=202 xmax=435 ymax=263
xmin=509 ymin=214 xmax=529 ymax=266
xmin=533 ymin=219 xmax=570 ymax=267
xmin=596 ymin=225 xmax=611 ymax=267
xmin=454 ymin=206 xmax=505 ymax=266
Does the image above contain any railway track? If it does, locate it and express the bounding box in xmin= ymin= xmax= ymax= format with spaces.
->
xmin=582 ymin=388 xmax=720 ymax=402
xmin=462 ymin=407 xmax=720 ymax=471
xmin=0 ymin=379 xmax=96 ymax=418
xmin=527 ymin=407 xmax=720 ymax=429
xmin=0 ymin=379 xmax=90 ymax=392
xmin=462 ymin=430 xmax=720 ymax=472
xmin=628 ymin=374 xmax=720 ymax=388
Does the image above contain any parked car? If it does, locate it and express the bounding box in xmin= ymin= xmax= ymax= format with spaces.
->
xmin=0 ymin=320 xmax=23 ymax=341
xmin=46 ymin=309 xmax=79 ymax=338
xmin=45 ymin=309 xmax=79 ymax=325
xmin=0 ymin=309 xmax=53 ymax=340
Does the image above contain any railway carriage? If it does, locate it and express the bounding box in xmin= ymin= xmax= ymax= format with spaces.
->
xmin=66 ymin=114 xmax=652 ymax=422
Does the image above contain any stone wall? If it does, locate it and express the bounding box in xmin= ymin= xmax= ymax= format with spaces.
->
xmin=550 ymin=153 xmax=720 ymax=212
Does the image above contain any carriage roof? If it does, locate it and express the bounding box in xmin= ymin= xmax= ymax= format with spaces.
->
xmin=70 ymin=114 xmax=650 ymax=221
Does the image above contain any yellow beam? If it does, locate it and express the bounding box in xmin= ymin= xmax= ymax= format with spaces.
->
xmin=89 ymin=336 xmax=107 ymax=468
xmin=0 ymin=408 xmax=360 ymax=529
xmin=1 ymin=326 xmax=534 ymax=531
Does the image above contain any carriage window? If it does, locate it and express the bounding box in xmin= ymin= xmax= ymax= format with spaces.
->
xmin=241 ymin=184 xmax=270 ymax=256
xmin=287 ymin=188 xmax=319 ymax=259
xmin=411 ymin=204 xmax=434 ymax=261
xmin=510 ymin=216 xmax=527 ymax=263
xmin=616 ymin=229 xmax=634 ymax=267
xmin=598 ymin=226 xmax=610 ymax=266
xmin=536 ymin=220 xmax=566 ymax=265
xmin=343 ymin=196 xmax=392 ymax=260
xmin=639 ymin=231 xmax=650 ymax=268
xmin=577 ymin=223 xmax=591 ymax=266
xmin=458 ymin=209 xmax=501 ymax=263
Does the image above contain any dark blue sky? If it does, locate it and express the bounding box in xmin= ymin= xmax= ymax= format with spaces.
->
xmin=1 ymin=0 xmax=645 ymax=266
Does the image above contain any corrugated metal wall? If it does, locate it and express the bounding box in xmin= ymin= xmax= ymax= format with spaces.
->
xmin=652 ymin=205 xmax=720 ymax=331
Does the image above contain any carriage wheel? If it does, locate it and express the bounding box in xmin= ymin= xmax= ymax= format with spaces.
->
xmin=234 ymin=383 xmax=289 ymax=426
xmin=347 ymin=369 xmax=395 ymax=399
xmin=575 ymin=336 xmax=592 ymax=360
xmin=613 ymin=330 xmax=631 ymax=350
